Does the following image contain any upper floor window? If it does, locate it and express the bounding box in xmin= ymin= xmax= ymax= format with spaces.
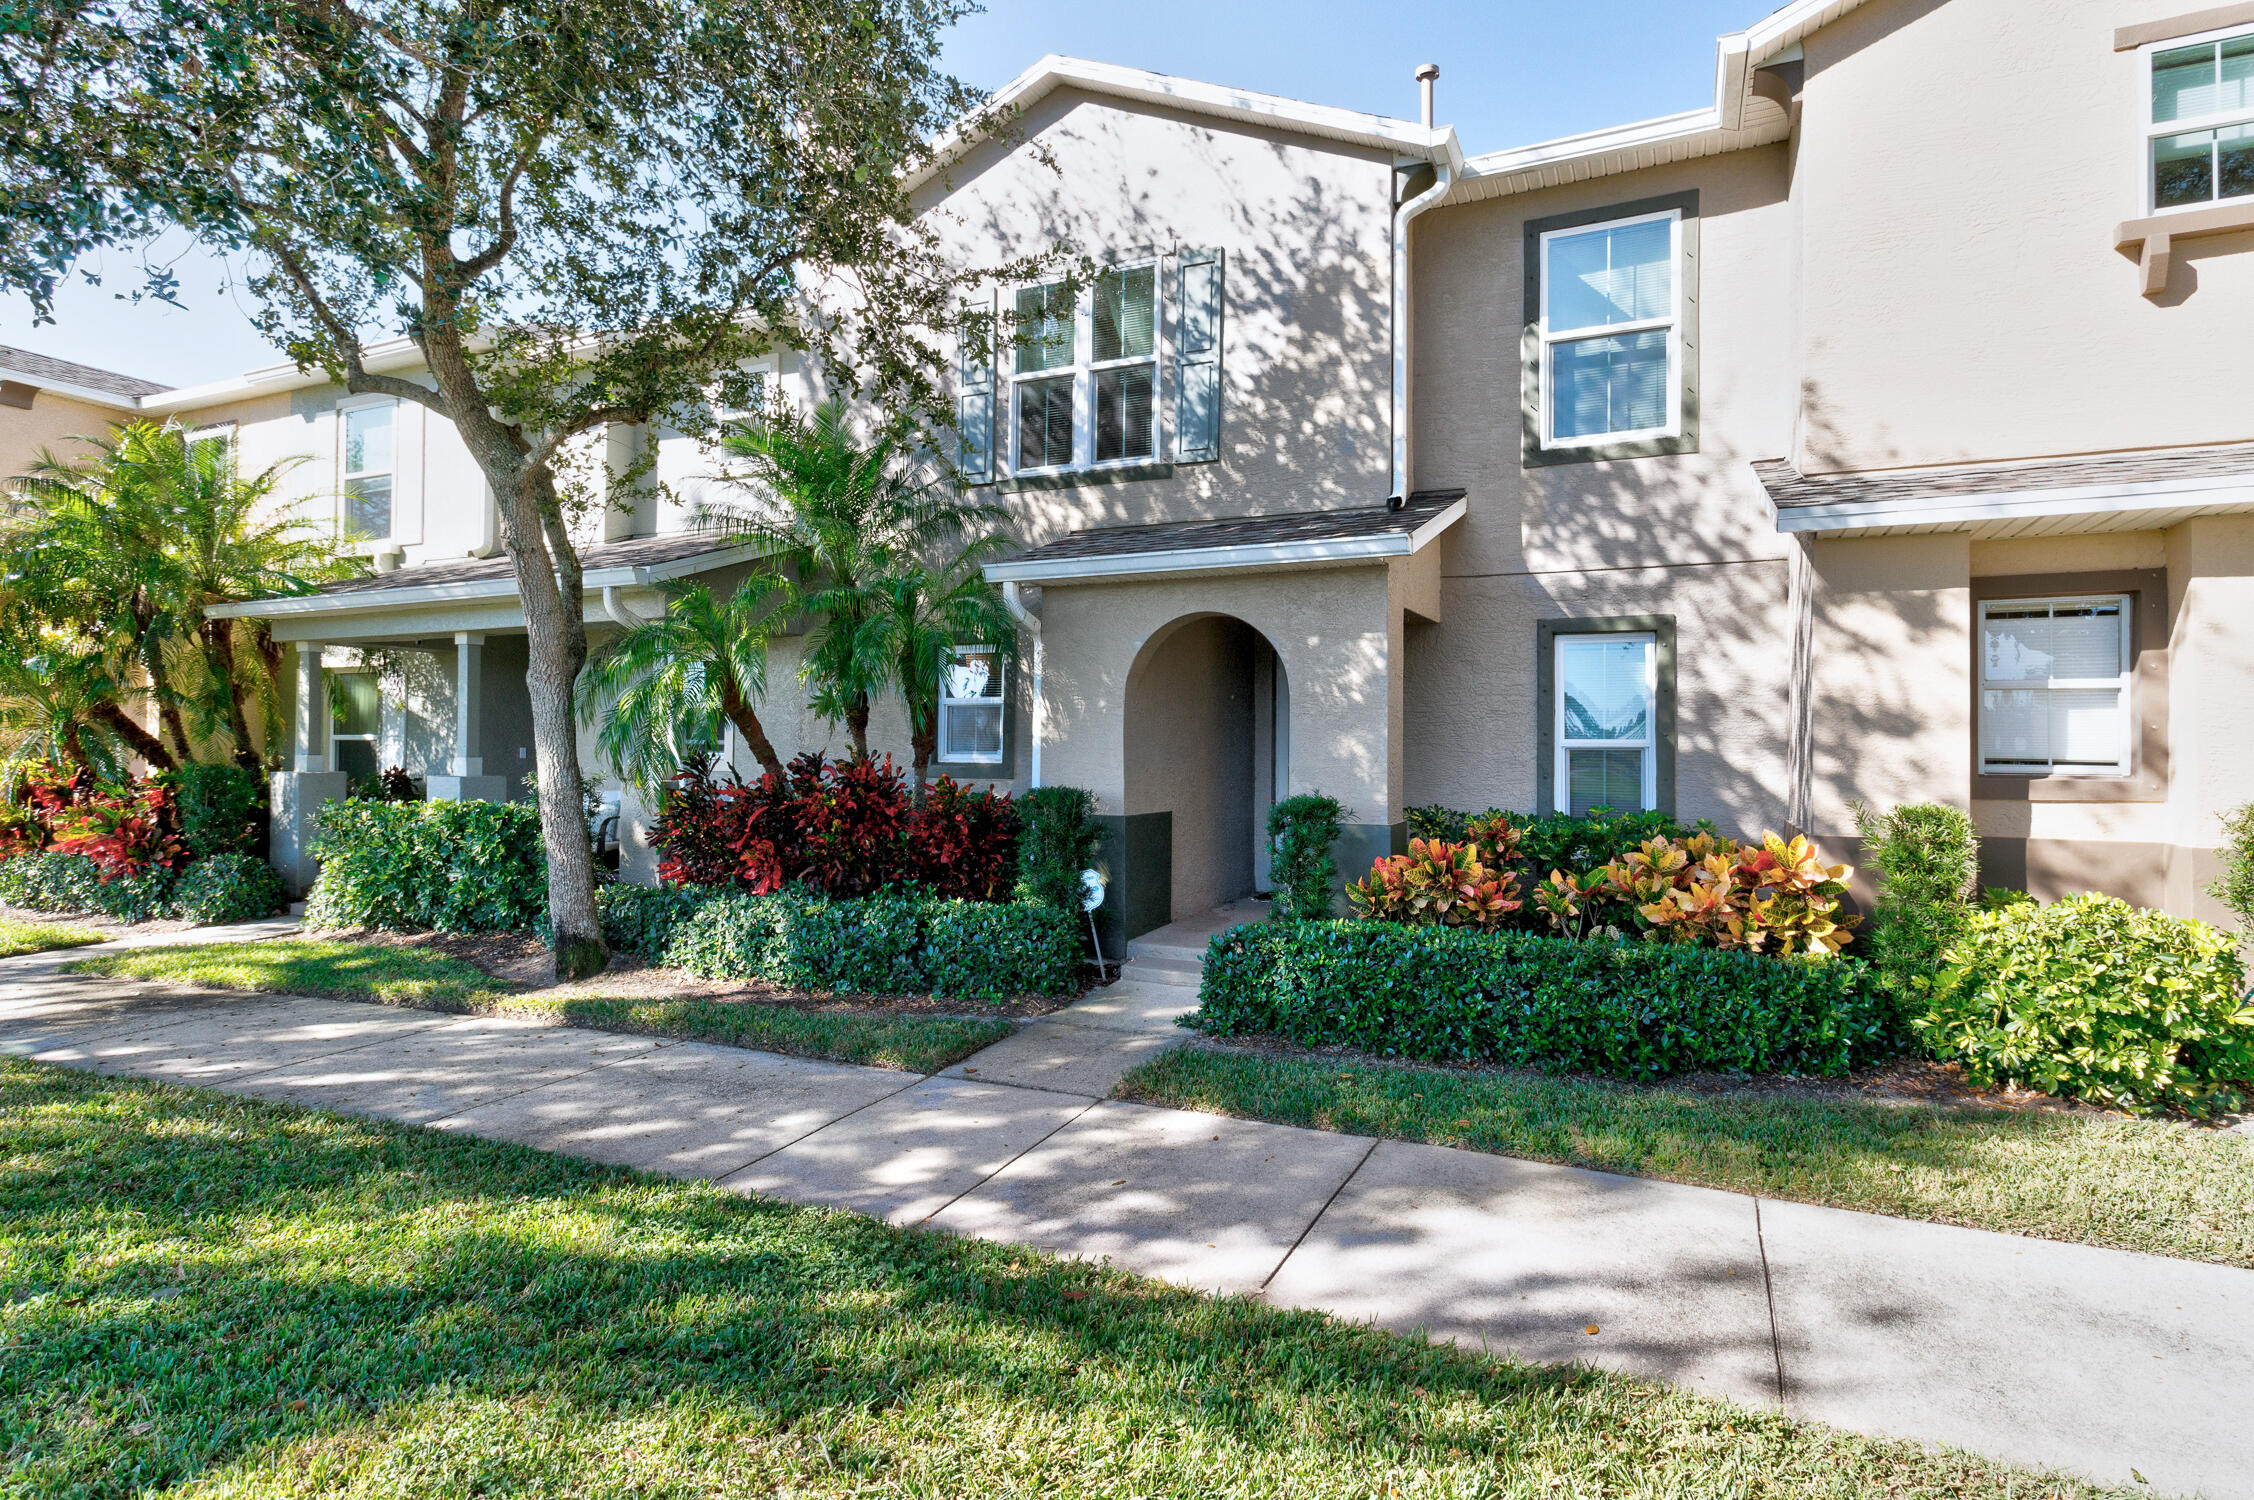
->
xmin=2149 ymin=29 xmax=2254 ymax=210
xmin=937 ymin=645 xmax=1005 ymax=765
xmin=1013 ymin=279 xmax=1078 ymax=472
xmin=1977 ymin=596 xmax=2132 ymax=777
xmin=1090 ymin=265 xmax=1157 ymax=463
xmin=1538 ymin=210 xmax=1680 ymax=449
xmin=341 ymin=402 xmax=395 ymax=540
xmin=186 ymin=423 xmax=234 ymax=474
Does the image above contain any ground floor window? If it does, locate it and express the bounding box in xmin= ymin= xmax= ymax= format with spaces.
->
xmin=937 ymin=645 xmax=1005 ymax=765
xmin=332 ymin=671 xmax=382 ymax=782
xmin=1553 ymin=631 xmax=1658 ymax=814
xmin=1977 ymin=595 xmax=2132 ymax=776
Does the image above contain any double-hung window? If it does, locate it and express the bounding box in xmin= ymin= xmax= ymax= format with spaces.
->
xmin=332 ymin=672 xmax=382 ymax=783
xmin=2149 ymin=29 xmax=2254 ymax=210
xmin=1013 ymin=280 xmax=1077 ymax=472
xmin=1090 ymin=265 xmax=1157 ymax=464
xmin=1977 ymin=596 xmax=2133 ymax=777
xmin=1538 ymin=211 xmax=1680 ymax=449
xmin=341 ymin=402 xmax=395 ymax=540
xmin=936 ymin=645 xmax=1005 ymax=766
xmin=186 ymin=423 xmax=234 ymax=475
xmin=1002 ymin=258 xmax=1181 ymax=477
xmin=1553 ymin=632 xmax=1658 ymax=815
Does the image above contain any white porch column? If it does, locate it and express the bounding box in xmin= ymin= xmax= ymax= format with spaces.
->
xmin=426 ymin=631 xmax=507 ymax=802
xmin=271 ymin=642 xmax=348 ymax=897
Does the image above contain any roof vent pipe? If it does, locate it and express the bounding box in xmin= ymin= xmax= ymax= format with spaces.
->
xmin=1416 ymin=63 xmax=1439 ymax=130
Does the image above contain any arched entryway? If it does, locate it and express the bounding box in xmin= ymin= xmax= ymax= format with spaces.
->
xmin=1121 ymin=613 xmax=1290 ymax=934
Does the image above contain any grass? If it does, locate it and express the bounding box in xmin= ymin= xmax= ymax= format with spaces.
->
xmin=62 ymin=940 xmax=1015 ymax=1075
xmin=1118 ymin=1048 xmax=2254 ymax=1269
xmin=0 ymin=917 xmax=103 ymax=958
xmin=0 ymin=1059 xmax=2121 ymax=1500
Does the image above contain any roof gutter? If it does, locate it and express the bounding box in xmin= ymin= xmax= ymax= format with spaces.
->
xmin=1391 ymin=83 xmax=1460 ymax=507
xmin=984 ymin=496 xmax=1466 ymax=585
xmin=204 ymin=541 xmax=765 ymax=620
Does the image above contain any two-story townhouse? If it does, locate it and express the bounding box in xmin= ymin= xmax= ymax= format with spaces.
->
xmin=15 ymin=0 xmax=2251 ymax=940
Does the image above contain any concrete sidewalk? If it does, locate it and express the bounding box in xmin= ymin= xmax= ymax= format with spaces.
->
xmin=2 ymin=913 xmax=2249 ymax=1499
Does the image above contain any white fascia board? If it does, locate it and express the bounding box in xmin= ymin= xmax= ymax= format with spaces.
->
xmin=983 ymin=497 xmax=1465 ymax=584
xmin=1773 ymin=471 xmax=2254 ymax=534
xmin=0 ymin=367 xmax=151 ymax=410
xmin=139 ymin=335 xmax=431 ymax=414
xmin=909 ymin=55 xmax=1459 ymax=195
xmin=203 ymin=542 xmax=766 ymax=619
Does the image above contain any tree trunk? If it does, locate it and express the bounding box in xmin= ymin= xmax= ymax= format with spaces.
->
xmin=159 ymin=699 xmax=194 ymax=763
xmin=718 ymin=681 xmax=786 ymax=779
xmin=58 ymin=721 xmax=92 ymax=776
xmin=908 ymin=700 xmax=935 ymax=808
xmin=202 ymin=618 xmax=262 ymax=771
xmin=846 ymin=694 xmax=870 ymax=761
xmin=495 ymin=464 xmax=607 ymax=980
xmin=94 ymin=701 xmax=176 ymax=772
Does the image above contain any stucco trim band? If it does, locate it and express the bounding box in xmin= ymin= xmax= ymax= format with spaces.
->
xmin=2113 ymin=2 xmax=2254 ymax=50
xmin=1770 ymin=469 xmax=2254 ymax=535
xmin=984 ymin=497 xmax=1466 ymax=584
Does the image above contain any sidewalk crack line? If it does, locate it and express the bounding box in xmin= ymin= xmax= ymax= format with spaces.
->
xmin=1754 ymin=1196 xmax=1788 ymax=1408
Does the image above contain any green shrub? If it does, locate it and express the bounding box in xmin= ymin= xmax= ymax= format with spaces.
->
xmin=1852 ymin=800 xmax=1980 ymax=991
xmin=1403 ymin=805 xmax=1691 ymax=880
xmin=1265 ymin=792 xmax=1344 ymax=920
xmin=306 ymin=799 xmax=547 ymax=933
xmin=1192 ymin=919 xmax=1903 ymax=1080
xmin=157 ymin=763 xmax=265 ymax=858
xmin=639 ymin=885 xmax=1081 ymax=998
xmin=170 ymin=852 xmax=287 ymax=925
xmin=2210 ymin=802 xmax=2254 ymax=932
xmin=1916 ymin=892 xmax=2254 ymax=1116
xmin=1016 ymin=786 xmax=1102 ymax=911
xmin=0 ymin=852 xmax=177 ymax=922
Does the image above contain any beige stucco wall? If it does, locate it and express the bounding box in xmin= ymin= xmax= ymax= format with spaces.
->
xmin=0 ymin=389 xmax=125 ymax=479
xmin=1123 ymin=615 xmax=1258 ymax=911
xmin=1795 ymin=0 xmax=2254 ymax=473
xmin=913 ymin=86 xmax=1396 ymax=544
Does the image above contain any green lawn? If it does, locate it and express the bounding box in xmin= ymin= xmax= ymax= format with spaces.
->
xmin=1118 ymin=1048 xmax=2254 ymax=1269
xmin=63 ymin=940 xmax=1014 ymax=1075
xmin=0 ymin=918 xmax=104 ymax=958
xmin=0 ymin=1061 xmax=2119 ymax=1500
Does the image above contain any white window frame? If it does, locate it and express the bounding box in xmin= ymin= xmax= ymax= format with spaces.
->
xmin=330 ymin=669 xmax=383 ymax=780
xmin=337 ymin=396 xmax=398 ymax=543
xmin=1976 ymin=594 xmax=2134 ymax=778
xmin=1552 ymin=630 xmax=1659 ymax=815
xmin=935 ymin=644 xmax=1006 ymax=766
xmin=1536 ymin=208 xmax=1682 ymax=452
xmin=713 ymin=356 xmax=779 ymax=425
xmin=186 ymin=421 xmax=235 ymax=473
xmin=2142 ymin=23 xmax=2254 ymax=215
xmin=1007 ymin=257 xmax=1163 ymax=477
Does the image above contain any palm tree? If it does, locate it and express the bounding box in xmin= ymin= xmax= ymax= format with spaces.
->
xmin=0 ymin=631 xmax=137 ymax=779
xmin=2 ymin=421 xmax=346 ymax=771
xmin=809 ymin=547 xmax=1017 ymax=804
xmin=712 ymin=398 xmax=1010 ymax=757
xmin=576 ymin=576 xmax=793 ymax=794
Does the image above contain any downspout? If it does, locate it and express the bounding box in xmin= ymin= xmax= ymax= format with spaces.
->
xmin=1000 ymin=581 xmax=1042 ymax=789
xmin=1391 ymin=68 xmax=1458 ymax=508
xmin=601 ymin=586 xmax=646 ymax=630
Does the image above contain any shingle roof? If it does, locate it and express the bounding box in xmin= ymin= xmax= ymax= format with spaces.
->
xmin=1753 ymin=442 xmax=2254 ymax=510
xmin=999 ymin=490 xmax=1466 ymax=566
xmin=0 ymin=345 xmax=170 ymax=401
xmin=311 ymin=530 xmax=751 ymax=598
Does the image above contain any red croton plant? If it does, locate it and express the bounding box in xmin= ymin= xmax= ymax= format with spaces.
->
xmin=0 ymin=764 xmax=192 ymax=880
xmin=651 ymin=752 xmax=1020 ymax=902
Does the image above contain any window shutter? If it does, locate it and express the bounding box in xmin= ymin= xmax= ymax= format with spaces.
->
xmin=957 ymin=293 xmax=996 ymax=484
xmin=1173 ymin=247 xmax=1223 ymax=463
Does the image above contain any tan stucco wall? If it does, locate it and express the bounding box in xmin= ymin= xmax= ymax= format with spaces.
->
xmin=1123 ymin=614 xmax=1258 ymax=912
xmin=1795 ymin=0 xmax=2254 ymax=472
xmin=0 ymin=389 xmax=125 ymax=480
xmin=913 ymin=86 xmax=1397 ymax=543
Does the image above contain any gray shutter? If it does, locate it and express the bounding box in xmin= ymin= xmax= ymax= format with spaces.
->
xmin=956 ymin=292 xmax=996 ymax=483
xmin=1173 ymin=247 xmax=1223 ymax=463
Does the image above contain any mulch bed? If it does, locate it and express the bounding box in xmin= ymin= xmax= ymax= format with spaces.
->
xmin=324 ymin=927 xmax=1089 ymax=1021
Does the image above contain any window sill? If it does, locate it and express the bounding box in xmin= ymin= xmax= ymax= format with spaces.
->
xmin=2115 ymin=199 xmax=2254 ymax=295
xmin=1971 ymin=772 xmax=2165 ymax=804
xmin=986 ymin=461 xmax=1176 ymax=493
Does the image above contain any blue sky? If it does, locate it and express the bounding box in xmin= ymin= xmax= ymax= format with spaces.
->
xmin=1 ymin=0 xmax=1762 ymax=388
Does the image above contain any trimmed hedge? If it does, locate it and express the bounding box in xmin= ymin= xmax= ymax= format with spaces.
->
xmin=306 ymin=799 xmax=547 ymax=933
xmin=0 ymin=850 xmax=283 ymax=925
xmin=1191 ymin=920 xmax=1903 ymax=1080
xmin=1917 ymin=892 xmax=2254 ymax=1117
xmin=171 ymin=852 xmax=288 ymax=926
xmin=598 ymin=883 xmax=1081 ymax=1000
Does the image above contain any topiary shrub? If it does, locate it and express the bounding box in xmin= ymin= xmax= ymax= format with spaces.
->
xmin=1194 ymin=919 xmax=1902 ymax=1080
xmin=1266 ymin=792 xmax=1343 ymax=921
xmin=170 ymin=852 xmax=287 ymax=925
xmin=2210 ymin=802 xmax=2254 ymax=933
xmin=1852 ymin=800 xmax=1980 ymax=992
xmin=1916 ymin=892 xmax=2254 ymax=1117
xmin=1015 ymin=785 xmax=1102 ymax=911
xmin=306 ymin=799 xmax=548 ymax=933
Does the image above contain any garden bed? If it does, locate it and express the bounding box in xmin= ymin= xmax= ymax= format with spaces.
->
xmin=1117 ymin=1041 xmax=2254 ymax=1268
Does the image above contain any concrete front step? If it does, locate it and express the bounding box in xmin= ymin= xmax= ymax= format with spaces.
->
xmin=1125 ymin=939 xmax=1207 ymax=966
xmin=1118 ymin=955 xmax=1200 ymax=986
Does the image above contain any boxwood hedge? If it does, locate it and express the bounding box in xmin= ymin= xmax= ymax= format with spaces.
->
xmin=0 ymin=850 xmax=284 ymax=926
xmin=306 ymin=799 xmax=547 ymax=934
xmin=1191 ymin=920 xmax=1904 ymax=1080
xmin=600 ymin=884 xmax=1080 ymax=1000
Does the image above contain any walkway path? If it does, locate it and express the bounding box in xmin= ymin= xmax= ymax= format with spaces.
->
xmin=2 ymin=907 xmax=2249 ymax=1499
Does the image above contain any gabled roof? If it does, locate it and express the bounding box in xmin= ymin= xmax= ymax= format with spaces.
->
xmin=907 ymin=54 xmax=1465 ymax=196
xmin=0 ymin=345 xmax=171 ymax=407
